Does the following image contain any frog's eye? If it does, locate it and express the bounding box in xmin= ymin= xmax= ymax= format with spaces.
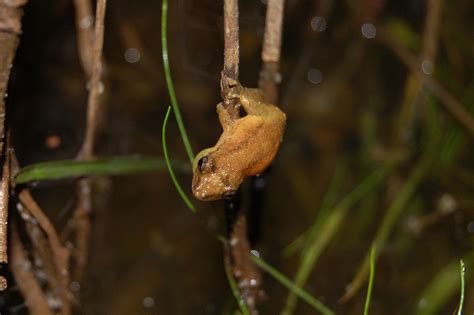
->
xmin=222 ymin=190 xmax=237 ymax=199
xmin=197 ymin=155 xmax=209 ymax=172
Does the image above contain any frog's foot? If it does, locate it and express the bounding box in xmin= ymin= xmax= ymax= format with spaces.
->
xmin=216 ymin=102 xmax=233 ymax=131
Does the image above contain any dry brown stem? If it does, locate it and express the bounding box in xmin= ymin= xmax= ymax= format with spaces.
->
xmin=81 ymin=0 xmax=107 ymax=158
xmin=11 ymin=223 xmax=53 ymax=315
xmin=221 ymin=0 xmax=240 ymax=119
xmin=227 ymin=212 xmax=262 ymax=314
xmin=0 ymin=142 xmax=10 ymax=265
xmin=393 ymin=0 xmax=444 ymax=145
xmin=259 ymin=0 xmax=285 ymax=104
xmin=17 ymin=189 xmax=72 ymax=314
xmin=71 ymin=0 xmax=107 ymax=284
xmin=0 ymin=0 xmax=28 ymax=156
xmin=0 ymin=0 xmax=28 ymax=292
xmin=73 ymin=0 xmax=95 ymax=78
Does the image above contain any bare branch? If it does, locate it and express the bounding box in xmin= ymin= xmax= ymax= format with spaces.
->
xmin=11 ymin=223 xmax=53 ymax=315
xmin=81 ymin=0 xmax=107 ymax=158
xmin=0 ymin=0 xmax=28 ymax=155
xmin=259 ymin=0 xmax=285 ymax=104
xmin=73 ymin=0 xmax=95 ymax=78
xmin=221 ymin=0 xmax=240 ymax=120
xmin=378 ymin=28 xmax=474 ymax=139
xmin=0 ymin=142 xmax=10 ymax=265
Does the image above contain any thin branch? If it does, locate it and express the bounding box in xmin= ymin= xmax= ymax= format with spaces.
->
xmin=71 ymin=0 xmax=107 ymax=284
xmin=73 ymin=0 xmax=95 ymax=78
xmin=18 ymin=190 xmax=72 ymax=315
xmin=378 ymin=27 xmax=474 ymax=139
xmin=0 ymin=0 xmax=28 ymax=156
xmin=81 ymin=0 xmax=107 ymax=158
xmin=11 ymin=223 xmax=53 ymax=315
xmin=0 ymin=142 xmax=10 ymax=265
xmin=221 ymin=0 xmax=240 ymax=120
xmin=393 ymin=0 xmax=444 ymax=145
xmin=259 ymin=0 xmax=284 ymax=104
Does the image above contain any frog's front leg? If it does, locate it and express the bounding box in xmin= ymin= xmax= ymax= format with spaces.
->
xmin=216 ymin=102 xmax=233 ymax=131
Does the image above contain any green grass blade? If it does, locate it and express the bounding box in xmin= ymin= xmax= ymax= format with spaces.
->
xmin=224 ymin=258 xmax=250 ymax=315
xmin=457 ymin=260 xmax=465 ymax=315
xmin=414 ymin=255 xmax=472 ymax=315
xmin=161 ymin=0 xmax=194 ymax=164
xmin=364 ymin=245 xmax=376 ymax=315
xmin=282 ymin=159 xmax=398 ymax=315
xmin=251 ymin=254 xmax=335 ymax=315
xmin=14 ymin=156 xmax=189 ymax=184
xmin=342 ymin=154 xmax=430 ymax=302
xmin=162 ymin=106 xmax=196 ymax=212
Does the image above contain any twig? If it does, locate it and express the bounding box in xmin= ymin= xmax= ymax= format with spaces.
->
xmin=259 ymin=0 xmax=284 ymax=104
xmin=18 ymin=190 xmax=72 ymax=314
xmin=72 ymin=0 xmax=107 ymax=283
xmin=220 ymin=1 xmax=262 ymax=313
xmin=0 ymin=0 xmax=28 ymax=287
xmin=221 ymin=0 xmax=240 ymax=119
xmin=0 ymin=0 xmax=28 ymax=156
xmin=81 ymin=0 xmax=107 ymax=158
xmin=378 ymin=28 xmax=474 ymax=139
xmin=10 ymin=222 xmax=53 ymax=315
xmin=0 ymin=142 xmax=10 ymax=266
xmin=73 ymin=0 xmax=95 ymax=78
xmin=392 ymin=0 xmax=444 ymax=145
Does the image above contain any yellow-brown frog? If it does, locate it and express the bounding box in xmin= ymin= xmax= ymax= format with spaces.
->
xmin=192 ymin=85 xmax=286 ymax=201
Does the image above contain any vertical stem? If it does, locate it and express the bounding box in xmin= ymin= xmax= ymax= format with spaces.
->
xmin=81 ymin=0 xmax=107 ymax=158
xmin=221 ymin=0 xmax=240 ymax=120
xmin=72 ymin=0 xmax=107 ymax=284
xmin=259 ymin=0 xmax=284 ymax=104
xmin=0 ymin=0 xmax=29 ymax=290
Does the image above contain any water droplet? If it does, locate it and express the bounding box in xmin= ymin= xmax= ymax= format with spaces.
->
xmin=418 ymin=298 xmax=427 ymax=308
xmin=310 ymin=16 xmax=327 ymax=32
xmin=143 ymin=296 xmax=155 ymax=308
xmin=80 ymin=16 xmax=94 ymax=29
xmin=70 ymin=281 xmax=81 ymax=292
xmin=250 ymin=279 xmax=258 ymax=286
xmin=421 ymin=60 xmax=434 ymax=75
xmin=467 ymin=221 xmax=474 ymax=234
xmin=361 ymin=23 xmax=376 ymax=39
xmin=437 ymin=194 xmax=457 ymax=214
xmin=4 ymin=93 xmax=8 ymax=98
xmin=98 ymin=81 xmax=104 ymax=94
xmin=260 ymin=0 xmax=268 ymax=4
xmin=124 ymin=48 xmax=141 ymax=63
xmin=307 ymin=68 xmax=322 ymax=84
xmin=250 ymin=250 xmax=260 ymax=257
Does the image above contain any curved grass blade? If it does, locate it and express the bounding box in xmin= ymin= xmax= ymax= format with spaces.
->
xmin=161 ymin=0 xmax=194 ymax=164
xmin=251 ymin=253 xmax=335 ymax=315
xmin=414 ymin=255 xmax=472 ymax=315
xmin=457 ymin=260 xmax=465 ymax=315
xmin=162 ymin=106 xmax=196 ymax=212
xmin=14 ymin=156 xmax=190 ymax=184
xmin=364 ymin=245 xmax=376 ymax=315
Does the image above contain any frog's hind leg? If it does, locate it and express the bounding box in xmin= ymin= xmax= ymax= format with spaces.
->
xmin=216 ymin=102 xmax=233 ymax=131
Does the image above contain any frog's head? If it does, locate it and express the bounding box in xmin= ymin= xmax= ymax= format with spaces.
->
xmin=192 ymin=149 xmax=237 ymax=201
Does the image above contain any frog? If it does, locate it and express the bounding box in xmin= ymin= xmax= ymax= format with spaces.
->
xmin=192 ymin=84 xmax=286 ymax=201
